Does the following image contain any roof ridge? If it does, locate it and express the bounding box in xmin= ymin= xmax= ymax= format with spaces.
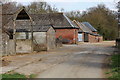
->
xmin=30 ymin=12 xmax=64 ymax=15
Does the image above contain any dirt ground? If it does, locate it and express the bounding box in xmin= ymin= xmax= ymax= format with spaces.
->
xmin=1 ymin=41 xmax=117 ymax=78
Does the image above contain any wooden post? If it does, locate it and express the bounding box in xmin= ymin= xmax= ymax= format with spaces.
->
xmin=118 ymin=2 xmax=120 ymax=38
xmin=30 ymin=20 xmax=33 ymax=52
xmin=13 ymin=19 xmax=16 ymax=54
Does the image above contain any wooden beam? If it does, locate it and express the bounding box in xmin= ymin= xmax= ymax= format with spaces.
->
xmin=13 ymin=19 xmax=16 ymax=54
xmin=30 ymin=19 xmax=33 ymax=52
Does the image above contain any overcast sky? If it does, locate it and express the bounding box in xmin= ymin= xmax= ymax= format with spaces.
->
xmin=12 ymin=0 xmax=119 ymax=12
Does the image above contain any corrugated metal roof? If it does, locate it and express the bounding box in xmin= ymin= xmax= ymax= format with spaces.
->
xmin=77 ymin=22 xmax=92 ymax=33
xmin=73 ymin=20 xmax=91 ymax=33
xmin=82 ymin=22 xmax=97 ymax=32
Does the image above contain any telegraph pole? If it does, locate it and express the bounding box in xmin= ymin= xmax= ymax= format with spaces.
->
xmin=118 ymin=1 xmax=120 ymax=38
xmin=116 ymin=1 xmax=120 ymax=48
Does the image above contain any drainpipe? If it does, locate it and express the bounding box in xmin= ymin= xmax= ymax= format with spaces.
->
xmin=74 ymin=29 xmax=77 ymax=44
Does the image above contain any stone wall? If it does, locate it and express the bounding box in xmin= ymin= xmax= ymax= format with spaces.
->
xmin=2 ymin=32 xmax=9 ymax=56
xmin=47 ymin=27 xmax=56 ymax=50
xmin=4 ymin=39 xmax=32 ymax=55
xmin=16 ymin=39 xmax=32 ymax=53
xmin=7 ymin=40 xmax=15 ymax=55
xmin=88 ymin=34 xmax=103 ymax=43
xmin=33 ymin=32 xmax=47 ymax=51
xmin=88 ymin=34 xmax=97 ymax=43
xmin=0 ymin=4 xmax=2 ymax=56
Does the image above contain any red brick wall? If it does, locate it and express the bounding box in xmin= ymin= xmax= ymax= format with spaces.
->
xmin=98 ymin=36 xmax=103 ymax=42
xmin=92 ymin=32 xmax=98 ymax=34
xmin=55 ymin=29 xmax=78 ymax=44
xmin=88 ymin=34 xmax=96 ymax=43
xmin=88 ymin=34 xmax=103 ymax=43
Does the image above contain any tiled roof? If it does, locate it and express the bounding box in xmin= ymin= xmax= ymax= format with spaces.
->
xmin=8 ymin=25 xmax=53 ymax=32
xmin=29 ymin=13 xmax=79 ymax=29
xmin=1 ymin=3 xmax=20 ymax=27
xmin=2 ymin=6 xmax=79 ymax=31
xmin=5 ymin=20 xmax=53 ymax=32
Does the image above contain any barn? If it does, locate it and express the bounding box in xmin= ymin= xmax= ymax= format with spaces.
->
xmin=8 ymin=25 xmax=56 ymax=52
xmin=82 ymin=22 xmax=97 ymax=34
xmin=73 ymin=20 xmax=92 ymax=42
xmin=2 ymin=7 xmax=56 ymax=55
xmin=73 ymin=20 xmax=103 ymax=43
xmin=82 ymin=22 xmax=103 ymax=42
xmin=31 ymin=13 xmax=79 ymax=44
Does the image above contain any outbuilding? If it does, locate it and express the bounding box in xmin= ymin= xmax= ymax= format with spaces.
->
xmin=3 ymin=7 xmax=56 ymax=55
xmin=30 ymin=13 xmax=79 ymax=44
xmin=73 ymin=20 xmax=103 ymax=43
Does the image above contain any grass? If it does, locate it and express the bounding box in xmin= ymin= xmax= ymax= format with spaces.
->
xmin=107 ymin=54 xmax=120 ymax=80
xmin=0 ymin=72 xmax=36 ymax=80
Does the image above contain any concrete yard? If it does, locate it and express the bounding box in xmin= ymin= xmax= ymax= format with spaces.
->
xmin=1 ymin=41 xmax=117 ymax=78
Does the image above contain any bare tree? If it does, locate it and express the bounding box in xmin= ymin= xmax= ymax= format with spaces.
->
xmin=0 ymin=0 xmax=10 ymax=3
xmin=26 ymin=1 xmax=58 ymax=14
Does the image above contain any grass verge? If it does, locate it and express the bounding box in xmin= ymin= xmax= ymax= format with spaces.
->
xmin=0 ymin=72 xmax=36 ymax=80
xmin=107 ymin=54 xmax=120 ymax=80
